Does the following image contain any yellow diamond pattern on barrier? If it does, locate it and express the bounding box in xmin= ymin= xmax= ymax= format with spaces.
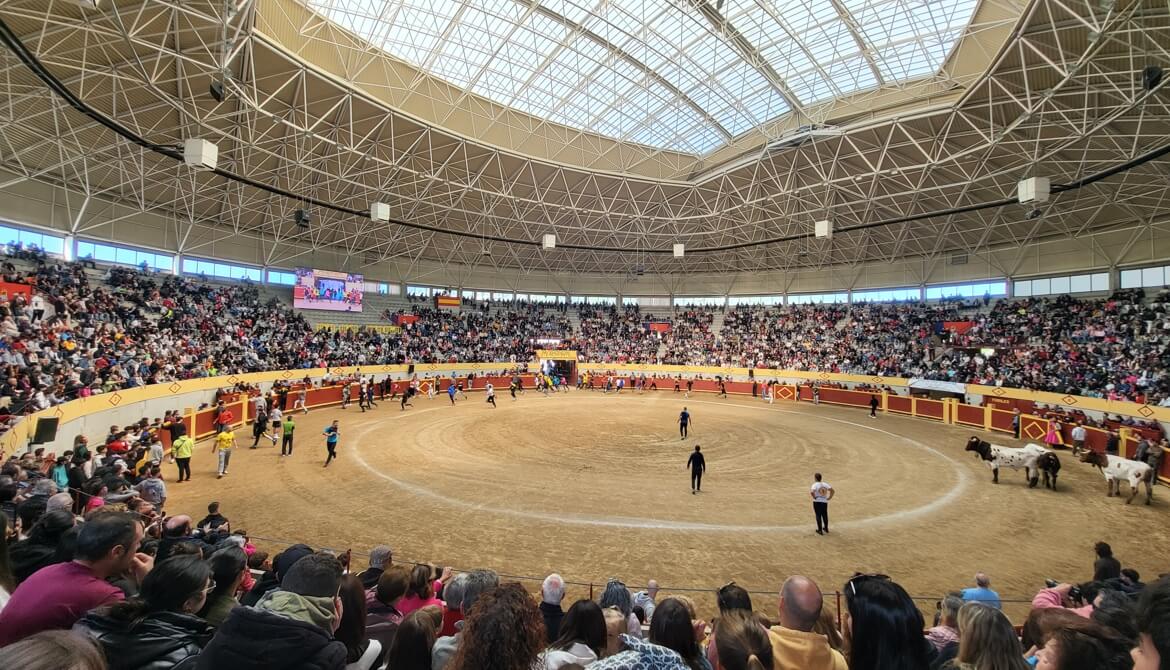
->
xmin=227 ymin=375 xmax=239 ymax=385
xmin=818 ymin=372 xmax=830 ymax=380
xmin=168 ymin=382 xmax=182 ymax=394
xmin=108 ymin=393 xmax=122 ymax=406
xmin=281 ymin=370 xmax=292 ymax=379
xmin=1139 ymin=405 xmax=1155 ymax=417
xmin=872 ymin=376 xmax=883 ymax=383
xmin=54 ymin=406 xmax=65 ymax=417
xmin=1061 ymin=395 xmax=1077 ymax=405
xmin=992 ymin=387 xmax=1006 ymax=396
xmin=1023 ymin=423 xmax=1045 ymax=440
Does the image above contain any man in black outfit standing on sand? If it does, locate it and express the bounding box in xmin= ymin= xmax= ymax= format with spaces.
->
xmin=679 ymin=407 xmax=692 ymax=439
xmin=869 ymin=393 xmax=880 ymax=418
xmin=687 ymin=445 xmax=706 ymax=494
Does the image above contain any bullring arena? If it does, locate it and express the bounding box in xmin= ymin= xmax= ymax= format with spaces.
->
xmin=151 ymin=369 xmax=1169 ymax=622
xmin=3 ymin=0 xmax=1170 ymax=666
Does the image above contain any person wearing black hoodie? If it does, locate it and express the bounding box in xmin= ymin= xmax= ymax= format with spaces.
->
xmin=197 ymin=551 xmax=347 ymax=670
xmin=1093 ymin=541 xmax=1122 ymax=582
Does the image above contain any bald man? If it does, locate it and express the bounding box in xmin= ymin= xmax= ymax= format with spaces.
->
xmin=768 ymin=576 xmax=848 ymax=670
xmin=633 ymin=579 xmax=660 ymax=622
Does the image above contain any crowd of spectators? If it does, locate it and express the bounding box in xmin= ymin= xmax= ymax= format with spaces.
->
xmin=1 ymin=251 xmax=1169 ymax=442
xmin=571 ymin=306 xmax=664 ymax=363
xmin=0 ymin=450 xmax=1167 ymax=670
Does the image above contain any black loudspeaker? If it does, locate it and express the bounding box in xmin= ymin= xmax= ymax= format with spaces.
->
xmin=209 ymin=79 xmax=225 ymax=102
xmin=31 ymin=417 xmax=59 ymax=445
xmin=1143 ymin=65 xmax=1164 ymax=91
xmin=294 ymin=209 xmax=312 ymax=228
xmin=407 ymin=364 xmax=415 ymax=375
xmin=748 ymin=369 xmax=754 ymax=379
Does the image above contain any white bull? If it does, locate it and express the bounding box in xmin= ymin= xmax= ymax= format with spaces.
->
xmin=1080 ymin=451 xmax=1154 ymax=504
xmin=965 ymin=437 xmax=1060 ymax=489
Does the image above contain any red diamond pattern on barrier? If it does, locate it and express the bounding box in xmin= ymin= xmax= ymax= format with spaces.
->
xmin=992 ymin=387 xmax=1006 ymax=396
xmin=1139 ymin=405 xmax=1155 ymax=418
xmin=1023 ymin=423 xmax=1045 ymax=440
xmin=108 ymin=393 xmax=123 ymax=406
xmin=168 ymin=382 xmax=182 ymax=394
xmin=1061 ymin=395 xmax=1077 ymax=405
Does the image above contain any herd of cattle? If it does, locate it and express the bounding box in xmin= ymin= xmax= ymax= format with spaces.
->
xmin=964 ymin=437 xmax=1156 ymax=505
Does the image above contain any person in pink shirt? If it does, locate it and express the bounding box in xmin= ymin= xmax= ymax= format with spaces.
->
xmin=0 ymin=512 xmax=153 ymax=646
xmin=396 ymin=564 xmax=448 ymax=616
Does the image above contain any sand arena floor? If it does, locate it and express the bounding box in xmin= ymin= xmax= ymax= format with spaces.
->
xmin=166 ymin=389 xmax=1170 ymax=621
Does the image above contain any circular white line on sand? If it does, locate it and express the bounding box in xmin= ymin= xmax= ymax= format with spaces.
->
xmin=349 ymin=396 xmax=971 ymax=532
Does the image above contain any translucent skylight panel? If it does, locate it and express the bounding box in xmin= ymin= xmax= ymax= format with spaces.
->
xmin=309 ymin=0 xmax=978 ymax=153
xmin=875 ymin=40 xmax=937 ymax=80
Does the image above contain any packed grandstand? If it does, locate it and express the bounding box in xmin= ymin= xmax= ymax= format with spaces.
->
xmin=1 ymin=249 xmax=1168 ymax=435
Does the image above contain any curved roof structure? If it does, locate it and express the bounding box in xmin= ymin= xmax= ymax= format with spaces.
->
xmin=0 ymin=0 xmax=1167 ymax=282
xmin=306 ymin=0 xmax=978 ymax=154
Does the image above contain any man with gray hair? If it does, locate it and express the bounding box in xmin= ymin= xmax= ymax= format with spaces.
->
xmin=632 ymin=579 xmax=660 ymax=622
xmin=767 ymin=575 xmax=847 ymax=670
xmin=358 ymin=544 xmax=392 ymax=589
xmin=439 ymin=572 xmax=469 ymax=636
xmin=432 ymin=569 xmax=499 ymax=670
xmin=540 ymin=573 xmax=566 ymax=642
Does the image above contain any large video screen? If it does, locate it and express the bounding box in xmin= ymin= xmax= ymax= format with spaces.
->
xmin=293 ymin=268 xmax=363 ymax=312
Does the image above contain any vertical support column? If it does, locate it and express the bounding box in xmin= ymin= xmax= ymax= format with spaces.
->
xmin=984 ymin=405 xmax=993 ymax=432
xmin=910 ymin=395 xmax=917 ymax=417
xmin=882 ymin=389 xmax=890 ymax=414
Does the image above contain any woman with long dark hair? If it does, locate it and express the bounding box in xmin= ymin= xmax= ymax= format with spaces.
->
xmin=335 ymin=574 xmax=381 ymax=670
xmin=385 ymin=609 xmax=438 ymax=670
xmin=591 ymin=597 xmax=711 ymax=670
xmin=398 ymin=563 xmax=443 ymax=616
xmin=843 ymin=574 xmax=932 ymax=670
xmin=542 ymin=599 xmax=607 ymax=668
xmin=74 ymin=555 xmax=212 ymax=670
xmin=7 ymin=508 xmax=76 ymax=583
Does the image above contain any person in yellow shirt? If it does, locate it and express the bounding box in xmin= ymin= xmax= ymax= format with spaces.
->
xmin=767 ymin=576 xmax=848 ymax=670
xmin=212 ymin=429 xmax=236 ymax=479
xmin=172 ymin=431 xmax=195 ymax=482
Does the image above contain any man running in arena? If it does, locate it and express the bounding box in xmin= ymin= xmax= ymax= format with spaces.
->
xmin=674 ymin=376 xmax=681 ymax=393
xmin=341 ymin=382 xmax=351 ymax=409
xmin=486 ymin=382 xmax=497 ymax=408
xmin=400 ymin=384 xmax=414 ymax=411
xmin=686 ymin=445 xmax=706 ymax=494
xmin=213 ymin=428 xmax=236 ymax=479
xmin=359 ymin=378 xmax=370 ymax=411
xmin=679 ymin=407 xmax=692 ymax=440
xmin=685 ymin=378 xmax=694 ymax=398
xmin=293 ymin=386 xmax=308 ymax=414
xmin=448 ymin=381 xmax=458 ymax=405
xmin=322 ymin=420 xmax=340 ymax=467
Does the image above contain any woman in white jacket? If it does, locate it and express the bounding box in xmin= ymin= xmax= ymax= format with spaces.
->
xmin=542 ymin=600 xmax=608 ymax=669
